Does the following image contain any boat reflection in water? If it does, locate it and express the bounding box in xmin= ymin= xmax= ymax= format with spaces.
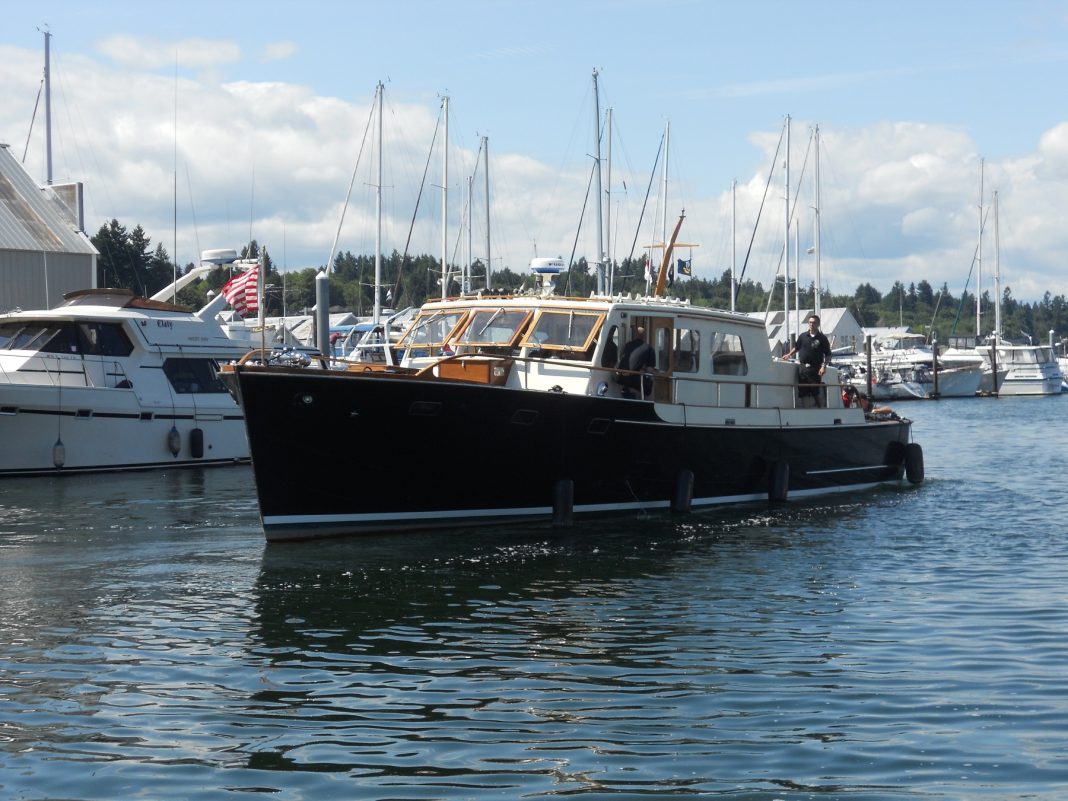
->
xmin=224 ymin=258 xmax=924 ymax=542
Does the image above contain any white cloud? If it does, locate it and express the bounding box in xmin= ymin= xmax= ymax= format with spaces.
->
xmin=96 ymin=35 xmax=242 ymax=71
xmin=260 ymin=41 xmax=297 ymax=62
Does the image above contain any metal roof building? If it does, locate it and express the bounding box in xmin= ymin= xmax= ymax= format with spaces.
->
xmin=758 ymin=307 xmax=866 ymax=357
xmin=0 ymin=143 xmax=98 ymax=312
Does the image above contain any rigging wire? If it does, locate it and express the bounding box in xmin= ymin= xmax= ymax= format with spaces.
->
xmin=624 ymin=132 xmax=664 ymax=276
xmin=948 ymin=203 xmax=992 ymax=336
xmin=564 ymin=160 xmax=598 ymax=295
xmin=737 ymin=123 xmax=785 ymax=288
xmin=326 ymin=92 xmax=378 ymax=272
xmin=761 ymin=130 xmax=813 ymax=319
xmin=390 ymin=104 xmax=442 ymax=307
xmin=21 ymin=79 xmax=43 ymax=164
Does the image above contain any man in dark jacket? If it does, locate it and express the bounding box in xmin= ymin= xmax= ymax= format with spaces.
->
xmin=617 ymin=326 xmax=656 ymax=396
xmin=784 ymin=315 xmax=831 ymax=406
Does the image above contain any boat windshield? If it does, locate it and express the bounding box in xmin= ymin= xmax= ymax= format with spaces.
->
xmin=520 ymin=309 xmax=603 ymax=357
xmin=395 ymin=309 xmax=469 ymax=352
xmin=455 ymin=308 xmax=532 ymax=348
xmin=0 ymin=320 xmax=133 ymax=356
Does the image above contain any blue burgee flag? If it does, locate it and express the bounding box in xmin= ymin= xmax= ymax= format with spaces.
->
xmin=677 ymin=258 xmax=692 ymax=277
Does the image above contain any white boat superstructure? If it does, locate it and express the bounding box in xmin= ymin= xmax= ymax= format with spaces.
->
xmin=845 ymin=333 xmax=983 ymax=399
xmin=940 ymin=188 xmax=1063 ymax=396
xmin=0 ymin=286 xmax=255 ymax=475
xmin=981 ymin=341 xmax=1062 ymax=395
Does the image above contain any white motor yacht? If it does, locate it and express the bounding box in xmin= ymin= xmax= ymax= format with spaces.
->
xmin=942 ymin=336 xmax=1061 ymax=396
xmin=845 ymin=333 xmax=983 ymax=399
xmin=0 ymin=250 xmax=294 ymax=475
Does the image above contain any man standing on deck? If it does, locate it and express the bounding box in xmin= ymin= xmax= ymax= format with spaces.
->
xmin=617 ymin=325 xmax=656 ymax=396
xmin=783 ymin=315 xmax=831 ymax=407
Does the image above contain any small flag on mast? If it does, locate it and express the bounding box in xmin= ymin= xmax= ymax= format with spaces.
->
xmin=222 ymin=265 xmax=260 ymax=317
xmin=677 ymin=258 xmax=692 ymax=277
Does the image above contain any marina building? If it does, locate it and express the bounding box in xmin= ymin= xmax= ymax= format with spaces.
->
xmin=0 ymin=143 xmax=98 ymax=311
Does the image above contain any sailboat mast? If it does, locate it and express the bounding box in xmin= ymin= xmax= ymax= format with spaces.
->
xmin=658 ymin=121 xmax=670 ymax=293
xmin=976 ymin=157 xmax=984 ymax=338
xmin=374 ymin=81 xmax=383 ymax=326
xmin=731 ymin=179 xmax=737 ymax=312
xmin=441 ymin=95 xmax=449 ymax=299
xmin=592 ymin=69 xmax=605 ymax=295
xmin=994 ymin=190 xmax=1001 ymax=342
xmin=794 ymin=219 xmax=800 ymax=321
xmin=605 ymin=106 xmax=613 ymax=295
xmin=483 ymin=136 xmax=491 ymax=290
xmin=258 ymin=247 xmax=266 ymax=330
xmin=813 ymin=124 xmax=822 ymax=317
xmin=467 ymin=174 xmax=473 ymax=293
xmin=784 ymin=115 xmax=791 ymax=344
xmin=44 ymin=28 xmax=53 ymax=185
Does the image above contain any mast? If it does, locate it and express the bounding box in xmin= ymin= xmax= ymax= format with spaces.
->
xmin=784 ymin=115 xmax=791 ymax=343
xmin=467 ymin=174 xmax=473 ymax=293
xmin=654 ymin=211 xmax=686 ymax=297
xmin=373 ymin=81 xmax=383 ymax=326
xmin=483 ymin=135 xmax=491 ymax=290
xmin=258 ymin=247 xmax=266 ymax=330
xmin=813 ymin=124 xmax=822 ymax=316
xmin=44 ymin=28 xmax=53 ymax=185
xmin=592 ymin=69 xmax=605 ymax=295
xmin=994 ymin=190 xmax=1001 ymax=343
xmin=976 ymin=157 xmax=984 ymax=338
xmin=794 ymin=218 xmax=800 ymax=322
xmin=731 ymin=179 xmax=737 ymax=312
xmin=657 ymin=121 xmax=670 ymax=292
xmin=605 ymin=105 xmax=613 ymax=294
xmin=441 ymin=95 xmax=449 ymax=299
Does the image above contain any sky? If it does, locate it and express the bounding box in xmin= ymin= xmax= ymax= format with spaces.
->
xmin=4 ymin=0 xmax=1068 ymax=312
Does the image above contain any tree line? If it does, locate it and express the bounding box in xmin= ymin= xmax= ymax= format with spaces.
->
xmin=92 ymin=218 xmax=1068 ymax=350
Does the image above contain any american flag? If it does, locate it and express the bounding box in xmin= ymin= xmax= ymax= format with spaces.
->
xmin=222 ymin=265 xmax=259 ymax=316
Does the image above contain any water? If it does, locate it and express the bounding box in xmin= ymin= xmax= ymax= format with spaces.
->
xmin=2 ymin=395 xmax=1067 ymax=800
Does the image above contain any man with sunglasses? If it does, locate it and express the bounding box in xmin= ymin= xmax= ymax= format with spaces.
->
xmin=783 ymin=315 xmax=832 ymax=407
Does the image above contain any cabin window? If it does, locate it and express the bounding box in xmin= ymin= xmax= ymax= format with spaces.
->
xmin=9 ymin=324 xmax=51 ymax=351
xmin=653 ymin=326 xmax=670 ymax=370
xmin=396 ymin=309 xmax=469 ymax=354
xmin=455 ymin=308 xmax=532 ymax=349
xmin=674 ymin=328 xmax=699 ymax=373
xmin=521 ymin=310 xmax=603 ymax=359
xmin=77 ymin=322 xmax=134 ymax=357
xmin=0 ymin=322 xmax=24 ymax=349
xmin=601 ymin=325 xmax=621 ymax=367
xmin=0 ymin=322 xmax=55 ymax=351
xmin=37 ymin=324 xmax=81 ymax=354
xmin=162 ymin=358 xmax=229 ymax=394
xmin=711 ymin=332 xmax=748 ymax=376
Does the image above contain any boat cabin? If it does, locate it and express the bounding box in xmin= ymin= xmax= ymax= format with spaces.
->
xmin=391 ymin=294 xmax=846 ymax=413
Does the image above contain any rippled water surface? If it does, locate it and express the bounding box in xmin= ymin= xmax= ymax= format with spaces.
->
xmin=2 ymin=395 xmax=1067 ymax=800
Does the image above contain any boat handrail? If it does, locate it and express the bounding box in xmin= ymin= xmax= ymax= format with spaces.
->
xmin=414 ymin=353 xmax=854 ymax=411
